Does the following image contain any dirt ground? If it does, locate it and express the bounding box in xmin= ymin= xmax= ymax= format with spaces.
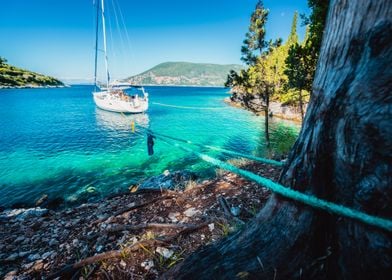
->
xmin=0 ymin=162 xmax=282 ymax=279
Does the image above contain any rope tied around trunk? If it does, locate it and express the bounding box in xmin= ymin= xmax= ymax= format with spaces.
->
xmin=150 ymin=131 xmax=392 ymax=232
xmin=119 ymin=114 xmax=392 ymax=232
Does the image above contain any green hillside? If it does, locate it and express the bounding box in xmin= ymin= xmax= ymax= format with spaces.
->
xmin=125 ymin=62 xmax=243 ymax=87
xmin=0 ymin=57 xmax=63 ymax=88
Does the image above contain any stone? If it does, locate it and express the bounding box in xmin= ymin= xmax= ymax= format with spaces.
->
xmin=141 ymin=259 xmax=154 ymax=270
xmin=4 ymin=270 xmax=17 ymax=280
xmin=168 ymin=212 xmax=180 ymax=223
xmin=22 ymin=262 xmax=35 ymax=270
xmin=35 ymin=194 xmax=48 ymax=207
xmin=27 ymin=253 xmax=41 ymax=262
xmin=42 ymin=251 xmax=53 ymax=259
xmin=49 ymin=239 xmax=59 ymax=246
xmin=138 ymin=170 xmax=196 ymax=191
xmin=120 ymin=260 xmax=127 ymax=268
xmin=208 ymin=223 xmax=215 ymax=232
xmin=5 ymin=253 xmax=19 ymax=261
xmin=32 ymin=260 xmax=44 ymax=270
xmin=14 ymin=236 xmax=25 ymax=243
xmin=230 ymin=206 xmax=241 ymax=217
xmin=183 ymin=207 xmax=200 ymax=218
xmin=0 ymin=207 xmax=48 ymax=221
xmin=18 ymin=251 xmax=31 ymax=257
xmin=155 ymin=247 xmax=174 ymax=259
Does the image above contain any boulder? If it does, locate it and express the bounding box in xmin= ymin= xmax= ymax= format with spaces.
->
xmin=0 ymin=207 xmax=48 ymax=221
xmin=138 ymin=170 xmax=196 ymax=191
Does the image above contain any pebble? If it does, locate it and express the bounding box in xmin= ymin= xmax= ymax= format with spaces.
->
xmin=183 ymin=207 xmax=200 ymax=217
xmin=3 ymin=270 xmax=18 ymax=280
xmin=155 ymin=247 xmax=174 ymax=259
xmin=208 ymin=223 xmax=215 ymax=232
xmin=49 ymin=239 xmax=59 ymax=246
xmin=14 ymin=236 xmax=25 ymax=243
xmin=141 ymin=259 xmax=154 ymax=270
xmin=168 ymin=212 xmax=180 ymax=223
xmin=19 ymin=251 xmax=31 ymax=257
xmin=42 ymin=251 xmax=53 ymax=259
xmin=27 ymin=253 xmax=41 ymax=262
xmin=230 ymin=206 xmax=241 ymax=217
xmin=32 ymin=260 xmax=44 ymax=270
xmin=5 ymin=252 xmax=19 ymax=261
xmin=120 ymin=260 xmax=127 ymax=268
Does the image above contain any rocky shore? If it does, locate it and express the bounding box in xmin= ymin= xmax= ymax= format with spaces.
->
xmin=225 ymin=91 xmax=306 ymax=122
xmin=0 ymin=162 xmax=282 ymax=279
xmin=0 ymin=85 xmax=67 ymax=90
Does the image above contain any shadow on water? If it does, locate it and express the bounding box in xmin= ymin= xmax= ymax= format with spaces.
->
xmin=95 ymin=109 xmax=150 ymax=131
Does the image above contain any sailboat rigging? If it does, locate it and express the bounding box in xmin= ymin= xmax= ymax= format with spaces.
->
xmin=92 ymin=0 xmax=148 ymax=113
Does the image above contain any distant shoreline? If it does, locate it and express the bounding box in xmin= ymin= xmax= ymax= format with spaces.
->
xmin=0 ymin=85 xmax=67 ymax=90
xmin=68 ymin=84 xmax=228 ymax=89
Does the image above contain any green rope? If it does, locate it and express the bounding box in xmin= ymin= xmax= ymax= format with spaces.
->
xmin=152 ymin=102 xmax=226 ymax=110
xmin=137 ymin=127 xmax=284 ymax=167
xmin=155 ymin=135 xmax=392 ymax=232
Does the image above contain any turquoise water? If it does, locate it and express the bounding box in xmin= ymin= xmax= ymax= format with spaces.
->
xmin=0 ymin=85 xmax=298 ymax=208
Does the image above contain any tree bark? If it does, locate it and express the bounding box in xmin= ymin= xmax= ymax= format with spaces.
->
xmin=165 ymin=0 xmax=392 ymax=279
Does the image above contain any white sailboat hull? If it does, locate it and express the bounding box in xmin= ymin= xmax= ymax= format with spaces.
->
xmin=93 ymin=91 xmax=148 ymax=113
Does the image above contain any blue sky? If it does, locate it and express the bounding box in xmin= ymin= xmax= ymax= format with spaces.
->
xmin=0 ymin=0 xmax=310 ymax=83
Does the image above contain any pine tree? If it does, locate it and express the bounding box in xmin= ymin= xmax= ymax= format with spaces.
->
xmin=241 ymin=0 xmax=269 ymax=65
xmin=240 ymin=0 xmax=272 ymax=146
xmin=287 ymin=11 xmax=299 ymax=45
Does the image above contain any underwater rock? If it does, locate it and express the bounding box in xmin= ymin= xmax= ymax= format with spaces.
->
xmin=35 ymin=194 xmax=48 ymax=207
xmin=138 ymin=170 xmax=196 ymax=191
xmin=0 ymin=207 xmax=48 ymax=221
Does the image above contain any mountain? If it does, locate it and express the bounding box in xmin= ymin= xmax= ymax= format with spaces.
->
xmin=0 ymin=57 xmax=63 ymax=88
xmin=124 ymin=62 xmax=243 ymax=87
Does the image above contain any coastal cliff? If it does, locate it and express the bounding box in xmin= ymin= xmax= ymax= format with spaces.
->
xmin=226 ymin=89 xmax=306 ymax=122
xmin=0 ymin=57 xmax=63 ymax=89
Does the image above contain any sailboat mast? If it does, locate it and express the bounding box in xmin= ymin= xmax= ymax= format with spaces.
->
xmin=93 ymin=0 xmax=100 ymax=91
xmin=101 ymin=0 xmax=110 ymax=90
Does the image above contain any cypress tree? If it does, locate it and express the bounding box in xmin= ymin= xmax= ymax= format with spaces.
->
xmin=287 ymin=11 xmax=299 ymax=45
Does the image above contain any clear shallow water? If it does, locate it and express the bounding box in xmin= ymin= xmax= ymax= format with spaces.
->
xmin=0 ymin=85 xmax=298 ymax=208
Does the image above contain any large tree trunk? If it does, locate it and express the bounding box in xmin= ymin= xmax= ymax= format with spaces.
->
xmin=165 ymin=0 xmax=392 ymax=279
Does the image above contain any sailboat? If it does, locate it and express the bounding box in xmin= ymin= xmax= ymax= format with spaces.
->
xmin=92 ymin=0 xmax=148 ymax=113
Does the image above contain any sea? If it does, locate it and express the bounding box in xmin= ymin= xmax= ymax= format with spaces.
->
xmin=0 ymin=85 xmax=299 ymax=209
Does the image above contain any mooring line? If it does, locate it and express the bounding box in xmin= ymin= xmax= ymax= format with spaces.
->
xmin=152 ymin=102 xmax=226 ymax=110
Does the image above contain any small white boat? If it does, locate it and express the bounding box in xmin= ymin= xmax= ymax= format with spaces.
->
xmin=93 ymin=87 xmax=148 ymax=113
xmin=92 ymin=0 xmax=148 ymax=114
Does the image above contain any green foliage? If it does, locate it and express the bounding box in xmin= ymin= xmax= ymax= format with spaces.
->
xmin=269 ymin=124 xmax=298 ymax=156
xmin=241 ymin=0 xmax=269 ymax=65
xmin=227 ymin=0 xmax=329 ymax=121
xmin=298 ymin=0 xmax=330 ymax=89
xmin=284 ymin=42 xmax=314 ymax=93
xmin=0 ymin=56 xmax=7 ymax=66
xmin=0 ymin=57 xmax=63 ymax=87
xmin=303 ymin=0 xmax=329 ymax=55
